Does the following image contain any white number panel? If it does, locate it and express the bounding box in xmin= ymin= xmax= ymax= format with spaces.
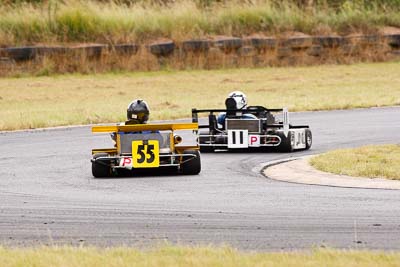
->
xmin=228 ymin=130 xmax=249 ymax=148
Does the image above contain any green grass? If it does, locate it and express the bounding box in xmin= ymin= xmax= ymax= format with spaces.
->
xmin=1 ymin=246 xmax=400 ymax=267
xmin=1 ymin=0 xmax=400 ymax=46
xmin=0 ymin=62 xmax=400 ymax=131
xmin=310 ymin=144 xmax=400 ymax=180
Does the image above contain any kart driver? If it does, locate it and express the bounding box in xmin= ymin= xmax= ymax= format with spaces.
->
xmin=217 ymin=91 xmax=257 ymax=127
xmin=125 ymin=99 xmax=150 ymax=125
xmin=111 ymin=99 xmax=164 ymax=146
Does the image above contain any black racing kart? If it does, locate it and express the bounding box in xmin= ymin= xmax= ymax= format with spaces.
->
xmin=192 ymin=106 xmax=312 ymax=152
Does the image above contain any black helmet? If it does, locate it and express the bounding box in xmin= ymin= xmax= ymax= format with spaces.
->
xmin=126 ymin=99 xmax=150 ymax=124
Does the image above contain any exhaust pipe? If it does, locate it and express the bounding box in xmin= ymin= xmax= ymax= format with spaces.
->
xmin=174 ymin=135 xmax=182 ymax=144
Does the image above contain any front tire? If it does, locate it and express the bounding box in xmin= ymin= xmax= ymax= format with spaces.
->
xmin=181 ymin=150 xmax=201 ymax=175
xmin=92 ymin=153 xmax=112 ymax=178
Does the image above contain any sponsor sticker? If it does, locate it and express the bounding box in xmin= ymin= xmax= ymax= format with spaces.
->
xmin=248 ymin=135 xmax=260 ymax=147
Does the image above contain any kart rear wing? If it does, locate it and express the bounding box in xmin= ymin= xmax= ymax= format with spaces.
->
xmin=92 ymin=123 xmax=198 ymax=133
xmin=192 ymin=107 xmax=290 ymax=135
xmin=191 ymin=106 xmax=283 ymax=121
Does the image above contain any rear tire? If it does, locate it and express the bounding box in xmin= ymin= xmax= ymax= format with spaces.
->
xmin=181 ymin=150 xmax=201 ymax=175
xmin=92 ymin=153 xmax=112 ymax=178
xmin=199 ymin=146 xmax=214 ymax=153
xmin=305 ymin=129 xmax=312 ymax=150
xmin=277 ymin=131 xmax=294 ymax=152
xmin=199 ymin=135 xmax=215 ymax=153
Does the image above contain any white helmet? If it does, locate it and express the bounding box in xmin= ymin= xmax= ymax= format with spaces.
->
xmin=226 ymin=91 xmax=247 ymax=109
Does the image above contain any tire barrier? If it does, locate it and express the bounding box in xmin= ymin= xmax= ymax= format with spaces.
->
xmin=0 ymin=46 xmax=38 ymax=61
xmin=312 ymin=36 xmax=345 ymax=48
xmin=245 ymin=37 xmax=276 ymax=51
xmin=385 ymin=34 xmax=400 ymax=48
xmin=213 ymin=37 xmax=242 ymax=53
xmin=1 ymin=33 xmax=399 ymax=73
xmin=149 ymin=41 xmax=175 ymax=57
xmin=36 ymin=46 xmax=68 ymax=56
xmin=282 ymin=36 xmax=313 ymax=49
xmin=112 ymin=44 xmax=139 ymax=55
xmin=70 ymin=44 xmax=107 ymax=59
xmin=182 ymin=40 xmax=210 ymax=52
xmin=346 ymin=35 xmax=380 ymax=46
xmin=0 ymin=45 xmax=105 ymax=61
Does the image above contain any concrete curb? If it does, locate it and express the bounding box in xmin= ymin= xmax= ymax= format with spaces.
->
xmin=262 ymin=155 xmax=400 ymax=190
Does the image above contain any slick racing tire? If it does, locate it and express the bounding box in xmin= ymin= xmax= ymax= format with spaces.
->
xmin=277 ymin=131 xmax=294 ymax=152
xmin=305 ymin=129 xmax=312 ymax=150
xmin=199 ymin=146 xmax=214 ymax=153
xmin=181 ymin=150 xmax=201 ymax=175
xmin=92 ymin=153 xmax=112 ymax=178
xmin=199 ymin=135 xmax=215 ymax=153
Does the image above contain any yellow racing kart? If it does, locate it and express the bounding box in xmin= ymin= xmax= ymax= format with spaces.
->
xmin=91 ymin=123 xmax=201 ymax=177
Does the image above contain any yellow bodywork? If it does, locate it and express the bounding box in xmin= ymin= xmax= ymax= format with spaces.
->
xmin=92 ymin=123 xmax=199 ymax=155
xmin=92 ymin=123 xmax=198 ymax=133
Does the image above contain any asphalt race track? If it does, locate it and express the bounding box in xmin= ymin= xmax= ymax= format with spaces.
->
xmin=1 ymin=107 xmax=400 ymax=250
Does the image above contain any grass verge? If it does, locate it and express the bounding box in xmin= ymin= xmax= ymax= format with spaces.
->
xmin=310 ymin=144 xmax=400 ymax=180
xmin=1 ymin=0 xmax=400 ymax=46
xmin=1 ymin=246 xmax=400 ymax=267
xmin=0 ymin=62 xmax=400 ymax=131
